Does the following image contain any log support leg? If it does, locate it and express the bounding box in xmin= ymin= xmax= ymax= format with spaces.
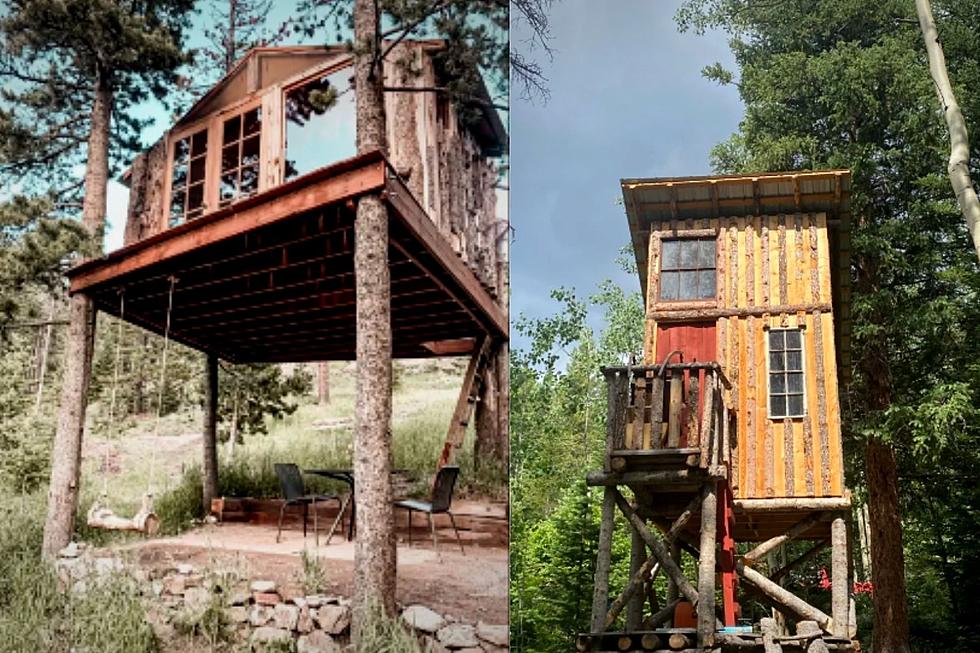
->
xmin=590 ymin=486 xmax=616 ymax=633
xmin=717 ymin=479 xmax=738 ymax=626
xmin=697 ymin=481 xmax=718 ymax=647
xmin=831 ymin=516 xmax=848 ymax=637
xmin=626 ymin=519 xmax=645 ymax=629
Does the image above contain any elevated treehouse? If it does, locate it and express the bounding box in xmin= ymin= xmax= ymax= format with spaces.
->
xmin=580 ymin=171 xmax=856 ymax=652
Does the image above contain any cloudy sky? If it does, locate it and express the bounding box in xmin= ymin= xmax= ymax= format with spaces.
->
xmin=509 ymin=1 xmax=743 ymax=351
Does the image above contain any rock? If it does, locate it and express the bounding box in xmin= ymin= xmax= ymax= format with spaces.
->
xmin=250 ymin=579 xmax=277 ymax=593
xmin=455 ymin=649 xmax=484 ymax=653
xmin=297 ymin=630 xmax=340 ymax=653
xmin=59 ymin=542 xmax=80 ymax=558
xmin=183 ymin=574 xmax=204 ymax=588
xmin=402 ymin=605 xmax=446 ymax=634
xmin=176 ymin=563 xmax=194 ymax=575
xmin=437 ymin=623 xmax=479 ymax=649
xmin=229 ymin=587 xmax=251 ymax=606
xmin=305 ymin=594 xmax=329 ymax=608
xmin=315 ymin=604 xmax=350 ymax=635
xmin=293 ymin=596 xmax=307 ymax=608
xmin=249 ymin=605 xmax=274 ymax=627
xmin=420 ymin=636 xmax=450 ymax=653
xmin=297 ymin=606 xmax=315 ymax=634
xmin=251 ymin=626 xmax=293 ymax=645
xmin=476 ymin=622 xmax=509 ymax=647
xmin=183 ymin=587 xmax=211 ymax=614
xmin=274 ymin=603 xmax=300 ymax=630
xmin=254 ymin=591 xmax=281 ymax=605
xmin=227 ymin=606 xmax=248 ymax=623
xmin=163 ymin=575 xmax=186 ymax=596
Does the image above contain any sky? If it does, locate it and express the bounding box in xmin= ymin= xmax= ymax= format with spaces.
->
xmin=509 ymin=0 xmax=743 ymax=352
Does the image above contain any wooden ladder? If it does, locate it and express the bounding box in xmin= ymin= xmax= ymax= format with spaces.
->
xmin=437 ymin=336 xmax=493 ymax=468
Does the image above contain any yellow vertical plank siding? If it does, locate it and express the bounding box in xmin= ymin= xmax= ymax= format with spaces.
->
xmin=639 ymin=213 xmax=844 ymax=500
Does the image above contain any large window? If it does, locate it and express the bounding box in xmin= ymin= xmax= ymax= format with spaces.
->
xmin=659 ymin=237 xmax=716 ymax=301
xmin=284 ymin=66 xmax=356 ymax=181
xmin=169 ymin=127 xmax=209 ymax=227
xmin=768 ymin=328 xmax=805 ymax=418
xmin=219 ymin=105 xmax=262 ymax=207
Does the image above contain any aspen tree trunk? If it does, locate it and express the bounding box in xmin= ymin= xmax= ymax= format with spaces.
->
xmin=351 ymin=0 xmax=396 ymax=638
xmin=915 ymin=0 xmax=980 ymax=262
xmin=317 ymin=361 xmax=330 ymax=404
xmin=42 ymin=69 xmax=113 ymax=560
xmin=202 ymin=354 xmax=220 ymax=513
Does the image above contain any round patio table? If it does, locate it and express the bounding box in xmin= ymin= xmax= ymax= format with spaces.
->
xmin=305 ymin=468 xmax=409 ymax=543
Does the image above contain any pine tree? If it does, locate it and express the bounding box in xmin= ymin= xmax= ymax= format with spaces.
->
xmin=0 ymin=0 xmax=196 ymax=559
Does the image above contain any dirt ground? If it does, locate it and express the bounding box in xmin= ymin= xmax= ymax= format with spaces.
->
xmin=123 ymin=521 xmax=508 ymax=624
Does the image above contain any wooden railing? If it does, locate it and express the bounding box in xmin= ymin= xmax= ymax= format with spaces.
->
xmin=601 ymin=362 xmax=734 ymax=470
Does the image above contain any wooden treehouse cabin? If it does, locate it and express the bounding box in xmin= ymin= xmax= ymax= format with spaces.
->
xmin=66 ymin=43 xmax=508 ymax=493
xmin=579 ymin=171 xmax=856 ymax=652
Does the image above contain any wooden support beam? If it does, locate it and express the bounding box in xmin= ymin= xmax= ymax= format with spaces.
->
xmin=743 ymin=512 xmax=831 ymax=564
xmin=643 ymin=598 xmax=680 ymax=629
xmin=735 ymin=497 xmax=851 ymax=512
xmin=769 ymin=539 xmax=829 ymax=584
xmin=831 ymin=517 xmax=848 ymax=638
xmin=590 ymin=487 xmax=617 ymax=633
xmin=612 ymin=489 xmax=699 ymax=604
xmin=697 ymin=482 xmax=718 ymax=647
xmin=605 ymin=369 xmax=629 ymax=471
xmin=202 ymin=354 xmax=219 ymax=513
xmin=606 ymin=560 xmax=659 ymax=630
xmin=626 ymin=525 xmax=646 ymax=629
xmin=737 ymin=561 xmax=833 ymax=632
xmin=586 ymin=470 xmax=699 ymax=486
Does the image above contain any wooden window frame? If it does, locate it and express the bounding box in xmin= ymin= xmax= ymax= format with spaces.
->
xmin=652 ymin=229 xmax=720 ymax=308
xmin=280 ymin=58 xmax=356 ymax=183
xmin=766 ymin=326 xmax=807 ymax=419
xmin=217 ymin=97 xmax=265 ymax=209
xmin=162 ymin=117 xmax=217 ymax=229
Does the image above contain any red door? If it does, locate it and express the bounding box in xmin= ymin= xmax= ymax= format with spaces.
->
xmin=655 ymin=321 xmax=716 ymax=447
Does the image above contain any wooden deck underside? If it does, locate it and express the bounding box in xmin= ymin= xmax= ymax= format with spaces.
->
xmin=67 ymin=152 xmax=507 ymax=362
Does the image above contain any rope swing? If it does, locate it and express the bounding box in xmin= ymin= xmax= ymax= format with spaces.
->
xmin=86 ymin=277 xmax=178 ymax=535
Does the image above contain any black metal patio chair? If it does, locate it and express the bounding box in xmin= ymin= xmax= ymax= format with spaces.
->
xmin=394 ymin=465 xmax=465 ymax=555
xmin=274 ymin=463 xmax=343 ymax=544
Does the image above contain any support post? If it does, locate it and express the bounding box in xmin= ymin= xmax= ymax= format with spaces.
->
xmin=718 ymin=479 xmax=738 ymax=626
xmin=697 ymin=481 xmax=718 ymax=647
xmin=626 ymin=521 xmax=645 ymax=629
xmin=666 ymin=541 xmax=680 ymax=622
xmin=831 ymin=516 xmax=848 ymax=637
xmin=202 ymin=354 xmax=219 ymax=513
xmin=590 ymin=487 xmax=616 ymax=633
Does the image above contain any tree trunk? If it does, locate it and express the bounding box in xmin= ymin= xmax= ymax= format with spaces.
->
xmin=202 ymin=354 xmax=219 ymax=513
xmin=915 ymin=0 xmax=980 ymax=262
xmin=474 ymin=349 xmax=505 ymax=468
xmin=866 ymin=438 xmax=910 ymax=653
xmin=317 ymin=361 xmax=330 ymax=404
xmin=42 ymin=69 xmax=112 ymax=560
xmin=351 ymin=0 xmax=396 ymax=639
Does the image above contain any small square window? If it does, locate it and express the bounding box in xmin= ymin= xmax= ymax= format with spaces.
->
xmin=769 ymin=327 xmax=806 ymax=419
xmin=659 ymin=237 xmax=717 ymax=301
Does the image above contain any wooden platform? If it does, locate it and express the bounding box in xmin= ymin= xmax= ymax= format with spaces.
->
xmin=67 ymin=151 xmax=507 ymax=362
xmin=577 ymin=628 xmax=859 ymax=652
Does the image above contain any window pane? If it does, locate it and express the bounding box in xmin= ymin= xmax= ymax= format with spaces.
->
xmin=221 ymin=145 xmax=238 ymax=173
xmin=769 ymin=351 xmax=785 ymax=372
xmin=770 ymin=373 xmax=785 ymax=393
xmin=171 ymin=163 xmax=188 ymax=188
xmin=190 ymin=156 xmax=206 ymax=184
xmin=243 ymin=107 xmax=261 ymax=136
xmin=788 ymin=394 xmax=804 ymax=416
xmin=284 ymin=66 xmax=356 ymax=180
xmin=191 ymin=130 xmax=208 ymax=156
xmin=698 ymin=270 xmax=716 ymax=298
xmin=678 ymin=270 xmax=698 ymax=298
xmin=187 ymin=182 xmax=204 ymax=213
xmin=769 ymin=330 xmax=785 ymax=351
xmin=771 ymin=396 xmax=786 ymax=418
xmin=786 ymin=350 xmax=803 ymax=371
xmin=661 ymin=239 xmax=680 ymax=270
xmin=785 ymin=329 xmax=802 ymax=349
xmin=679 ymin=240 xmax=699 ymax=268
xmin=660 ymin=271 xmax=679 ymax=300
xmin=220 ymin=173 xmax=236 ymax=204
xmin=698 ymin=238 xmax=716 ymax=268
xmin=174 ymin=137 xmax=190 ymax=165
xmin=787 ymin=372 xmax=804 ymax=393
xmin=240 ymin=165 xmax=258 ymax=196
xmin=223 ymin=115 xmax=241 ymax=145
xmin=241 ymin=135 xmax=260 ymax=167
xmin=169 ymin=189 xmax=184 ymax=224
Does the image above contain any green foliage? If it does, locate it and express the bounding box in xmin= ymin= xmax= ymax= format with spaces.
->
xmin=219 ymin=364 xmax=313 ymax=441
xmin=297 ymin=549 xmax=329 ymax=594
xmin=155 ymin=465 xmax=206 ymax=535
xmin=353 ymin=598 xmax=425 ymax=653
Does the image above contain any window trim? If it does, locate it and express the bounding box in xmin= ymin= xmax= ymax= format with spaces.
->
xmin=654 ymin=230 xmax=720 ymax=306
xmin=766 ymin=326 xmax=807 ymax=420
xmin=216 ymin=97 xmax=265 ymax=209
xmin=280 ymin=59 xmax=356 ymax=184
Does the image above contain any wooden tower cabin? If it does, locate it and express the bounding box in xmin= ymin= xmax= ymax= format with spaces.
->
xmin=579 ymin=171 xmax=857 ymax=652
xmin=66 ymin=43 xmax=508 ymax=505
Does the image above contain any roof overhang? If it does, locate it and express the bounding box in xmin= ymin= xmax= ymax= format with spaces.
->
xmin=69 ymin=151 xmax=507 ymax=362
xmin=621 ymin=169 xmax=852 ymax=379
